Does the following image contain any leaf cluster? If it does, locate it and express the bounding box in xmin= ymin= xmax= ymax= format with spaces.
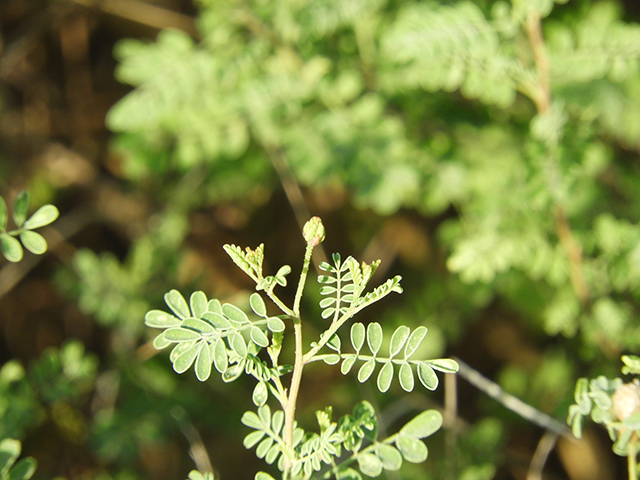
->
xmin=0 ymin=191 xmax=58 ymax=262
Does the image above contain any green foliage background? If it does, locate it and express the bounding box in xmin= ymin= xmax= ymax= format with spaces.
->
xmin=3 ymin=0 xmax=640 ymax=478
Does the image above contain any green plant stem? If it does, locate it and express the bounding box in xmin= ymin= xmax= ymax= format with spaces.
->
xmin=629 ymin=437 xmax=638 ymax=480
xmin=282 ymin=242 xmax=315 ymax=473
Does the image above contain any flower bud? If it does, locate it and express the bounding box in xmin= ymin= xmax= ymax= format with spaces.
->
xmin=612 ymin=382 xmax=640 ymax=421
xmin=303 ymin=216 xmax=325 ymax=246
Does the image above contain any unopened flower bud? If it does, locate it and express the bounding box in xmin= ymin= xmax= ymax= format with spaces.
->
xmin=303 ymin=216 xmax=325 ymax=246
xmin=612 ymin=382 xmax=640 ymax=421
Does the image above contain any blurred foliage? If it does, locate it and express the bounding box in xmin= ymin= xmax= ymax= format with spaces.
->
xmin=3 ymin=0 xmax=640 ymax=478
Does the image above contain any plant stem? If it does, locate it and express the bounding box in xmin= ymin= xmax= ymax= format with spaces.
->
xmin=282 ymin=242 xmax=315 ymax=472
xmin=629 ymin=437 xmax=638 ymax=480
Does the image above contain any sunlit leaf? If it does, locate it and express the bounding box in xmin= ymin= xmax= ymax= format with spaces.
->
xmin=377 ymin=361 xmax=394 ymax=392
xmin=190 ymin=291 xmax=208 ymax=318
xmin=400 ymin=410 xmax=443 ymax=439
xmin=195 ymin=342 xmax=212 ymax=381
xmin=418 ymin=362 xmax=439 ymax=390
xmin=23 ymin=204 xmax=59 ymax=229
xmin=165 ymin=290 xmax=190 ymax=319
xmin=358 ymin=359 xmax=375 ymax=382
xmin=396 ymin=435 xmax=427 ymax=463
xmin=145 ymin=310 xmax=181 ymax=328
xmin=351 ymin=322 xmax=365 ymax=351
xmin=390 ymin=326 xmax=410 ymax=357
xmin=367 ymin=322 xmax=383 ymax=354
xmin=0 ymin=234 xmax=23 ymax=262
xmin=399 ymin=362 xmax=415 ymax=392
xmin=250 ymin=293 xmax=267 ymax=317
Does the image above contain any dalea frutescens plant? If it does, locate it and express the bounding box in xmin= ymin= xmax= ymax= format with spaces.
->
xmin=568 ymin=355 xmax=640 ymax=480
xmin=144 ymin=217 xmax=458 ymax=480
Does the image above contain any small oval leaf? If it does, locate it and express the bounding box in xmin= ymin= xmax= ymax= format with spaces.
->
xmin=244 ymin=430 xmax=266 ymax=449
xmin=153 ymin=333 xmax=171 ymax=350
xmin=376 ymin=444 xmax=403 ymax=471
xmin=250 ymin=293 xmax=267 ymax=317
xmin=164 ymin=328 xmax=201 ymax=342
xmin=182 ymin=318 xmax=215 ymax=334
xmin=1 ymin=234 xmax=23 ymax=262
xmin=351 ymin=323 xmax=365 ymax=351
xmin=267 ymin=317 xmax=285 ymax=333
xmin=173 ymin=342 xmax=201 ymax=373
xmin=417 ymin=362 xmax=439 ymax=390
xmin=377 ymin=361 xmax=394 ymax=393
xmin=195 ymin=342 xmax=212 ymax=381
xmin=253 ymin=381 xmax=268 ymax=406
xmin=367 ymin=322 xmax=383 ymax=354
xmin=231 ymin=333 xmax=247 ymax=357
xmin=202 ymin=312 xmax=231 ymax=329
xmin=404 ymin=326 xmax=428 ymax=358
xmin=23 ymin=204 xmax=59 ymax=229
xmin=323 ymin=354 xmax=341 ymax=365
xmin=19 ymin=230 xmax=47 ymax=254
xmin=223 ymin=303 xmax=249 ymax=324
xmin=165 ymin=290 xmax=190 ymax=319
xmin=213 ymin=339 xmax=228 ymax=373
xmin=357 ymin=453 xmax=382 ymax=477
xmin=341 ymin=356 xmax=357 ymax=375
xmin=390 ymin=326 xmax=410 ymax=358
xmin=190 ymin=291 xmax=208 ymax=318
xmin=250 ymin=326 xmax=269 ymax=348
xmin=399 ymin=362 xmax=415 ymax=392
xmin=400 ymin=410 xmax=443 ymax=439
xmin=145 ymin=310 xmax=181 ymax=328
xmin=396 ymin=435 xmax=427 ymax=463
xmin=358 ymin=359 xmax=376 ymax=383
xmin=427 ymin=358 xmax=459 ymax=373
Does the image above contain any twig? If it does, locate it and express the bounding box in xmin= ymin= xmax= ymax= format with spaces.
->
xmin=527 ymin=430 xmax=559 ymax=480
xmin=453 ymin=357 xmax=572 ymax=438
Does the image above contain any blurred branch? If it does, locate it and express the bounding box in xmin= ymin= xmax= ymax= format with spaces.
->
xmin=66 ymin=0 xmax=198 ymax=37
xmin=454 ymin=357 xmax=572 ymax=438
xmin=525 ymin=11 xmax=591 ymax=305
xmin=265 ymin=145 xmax=327 ymax=268
xmin=527 ymin=430 xmax=559 ymax=480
